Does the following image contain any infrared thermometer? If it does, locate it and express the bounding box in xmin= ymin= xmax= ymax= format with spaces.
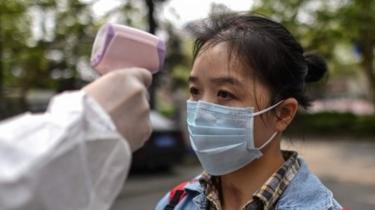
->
xmin=90 ymin=23 xmax=166 ymax=74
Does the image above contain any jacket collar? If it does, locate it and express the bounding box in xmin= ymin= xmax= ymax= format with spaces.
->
xmin=181 ymin=158 xmax=335 ymax=210
xmin=276 ymin=158 xmax=335 ymax=209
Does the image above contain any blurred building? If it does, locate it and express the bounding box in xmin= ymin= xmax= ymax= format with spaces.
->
xmin=310 ymin=75 xmax=374 ymax=115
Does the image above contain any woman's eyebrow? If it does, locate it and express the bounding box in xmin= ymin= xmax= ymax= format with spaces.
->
xmin=188 ymin=76 xmax=199 ymax=83
xmin=210 ymin=77 xmax=242 ymax=86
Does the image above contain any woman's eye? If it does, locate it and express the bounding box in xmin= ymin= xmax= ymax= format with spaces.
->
xmin=189 ymin=87 xmax=199 ymax=96
xmin=217 ymin=90 xmax=234 ymax=100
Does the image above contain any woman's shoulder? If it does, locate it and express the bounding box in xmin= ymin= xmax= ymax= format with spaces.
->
xmin=275 ymin=158 xmax=342 ymax=210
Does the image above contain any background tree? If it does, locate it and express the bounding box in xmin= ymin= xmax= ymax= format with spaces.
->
xmin=0 ymin=0 xmax=157 ymax=118
xmin=252 ymin=0 xmax=375 ymax=108
xmin=144 ymin=0 xmax=168 ymax=108
xmin=0 ymin=0 xmax=35 ymax=117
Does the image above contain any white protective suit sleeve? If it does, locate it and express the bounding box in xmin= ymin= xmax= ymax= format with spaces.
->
xmin=0 ymin=90 xmax=131 ymax=210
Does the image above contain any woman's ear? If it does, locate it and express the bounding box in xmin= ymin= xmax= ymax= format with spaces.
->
xmin=275 ymin=98 xmax=298 ymax=132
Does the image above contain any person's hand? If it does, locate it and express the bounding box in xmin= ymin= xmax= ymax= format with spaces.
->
xmin=83 ymin=68 xmax=152 ymax=151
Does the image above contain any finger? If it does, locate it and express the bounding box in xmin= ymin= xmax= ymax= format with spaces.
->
xmin=128 ymin=68 xmax=153 ymax=88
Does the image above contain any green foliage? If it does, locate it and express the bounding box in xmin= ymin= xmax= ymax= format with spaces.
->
xmin=164 ymin=23 xmax=193 ymax=89
xmin=170 ymin=64 xmax=191 ymax=88
xmin=253 ymin=0 xmax=344 ymax=66
xmin=0 ymin=0 xmax=159 ymax=96
xmin=287 ymin=112 xmax=375 ymax=137
xmin=157 ymin=96 xmax=176 ymax=118
xmin=1 ymin=0 xmax=93 ymax=95
xmin=252 ymin=0 xmax=375 ymax=106
xmin=0 ymin=0 xmax=175 ymax=118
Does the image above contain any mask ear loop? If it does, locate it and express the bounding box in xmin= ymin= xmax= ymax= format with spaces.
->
xmin=252 ymin=100 xmax=284 ymax=116
xmin=257 ymin=132 xmax=278 ymax=150
xmin=251 ymin=100 xmax=283 ymax=150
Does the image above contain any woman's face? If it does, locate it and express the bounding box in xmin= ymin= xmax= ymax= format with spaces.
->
xmin=188 ymin=42 xmax=278 ymax=147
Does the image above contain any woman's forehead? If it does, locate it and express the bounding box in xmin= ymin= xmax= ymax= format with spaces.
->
xmin=191 ymin=42 xmax=252 ymax=80
xmin=190 ymin=42 xmax=272 ymax=103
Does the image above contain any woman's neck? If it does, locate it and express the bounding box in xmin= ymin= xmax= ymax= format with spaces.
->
xmin=220 ymin=139 xmax=284 ymax=210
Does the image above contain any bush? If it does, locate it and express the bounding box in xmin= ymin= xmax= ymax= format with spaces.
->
xmin=286 ymin=112 xmax=375 ymax=137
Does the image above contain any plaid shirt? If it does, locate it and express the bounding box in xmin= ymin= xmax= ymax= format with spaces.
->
xmin=199 ymin=151 xmax=300 ymax=210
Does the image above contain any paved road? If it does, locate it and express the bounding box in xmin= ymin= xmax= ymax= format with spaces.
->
xmin=110 ymin=138 xmax=375 ymax=210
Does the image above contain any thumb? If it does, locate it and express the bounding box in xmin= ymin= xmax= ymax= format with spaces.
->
xmin=123 ymin=68 xmax=153 ymax=88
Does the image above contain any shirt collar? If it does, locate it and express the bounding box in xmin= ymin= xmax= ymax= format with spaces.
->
xmin=198 ymin=150 xmax=300 ymax=210
xmin=252 ymin=150 xmax=300 ymax=209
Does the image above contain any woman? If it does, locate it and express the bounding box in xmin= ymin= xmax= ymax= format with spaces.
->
xmin=156 ymin=13 xmax=342 ymax=210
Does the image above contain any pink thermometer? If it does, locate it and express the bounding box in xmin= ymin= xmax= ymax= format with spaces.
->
xmin=90 ymin=23 xmax=166 ymax=74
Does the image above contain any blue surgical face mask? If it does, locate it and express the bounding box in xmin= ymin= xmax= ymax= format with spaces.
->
xmin=186 ymin=100 xmax=283 ymax=176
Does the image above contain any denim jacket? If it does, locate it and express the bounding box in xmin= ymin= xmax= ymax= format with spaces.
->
xmin=156 ymin=158 xmax=342 ymax=210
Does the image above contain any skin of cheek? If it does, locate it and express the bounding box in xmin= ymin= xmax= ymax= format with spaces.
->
xmin=231 ymin=71 xmax=277 ymax=147
xmin=253 ymin=103 xmax=278 ymax=148
xmin=230 ymin=61 xmax=277 ymax=146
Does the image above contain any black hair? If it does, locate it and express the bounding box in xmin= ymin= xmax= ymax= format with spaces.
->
xmin=189 ymin=13 xmax=327 ymax=109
